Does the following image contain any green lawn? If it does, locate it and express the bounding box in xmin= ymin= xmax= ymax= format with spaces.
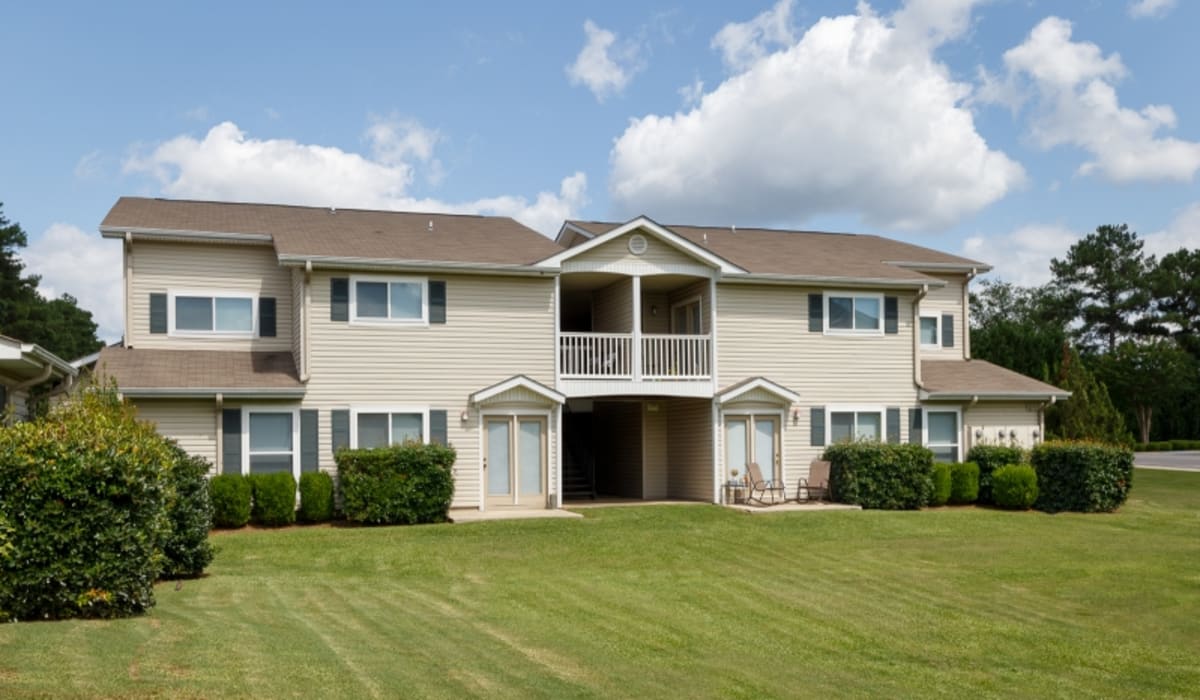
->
xmin=2 ymin=469 xmax=1198 ymax=699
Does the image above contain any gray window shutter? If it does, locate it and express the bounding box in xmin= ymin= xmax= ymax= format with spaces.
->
xmin=331 ymin=278 xmax=349 ymax=322
xmin=331 ymin=409 xmax=350 ymax=452
xmin=884 ymin=297 xmax=898 ymax=334
xmin=808 ymin=294 xmax=823 ymax=332
xmin=300 ymin=409 xmax=319 ymax=472
xmin=886 ymin=407 xmax=901 ymax=444
xmin=430 ymin=410 xmax=448 ymax=445
xmin=259 ymin=297 xmax=277 ymax=337
xmin=810 ymin=407 xmax=825 ymax=447
xmin=942 ymin=314 xmax=955 ymax=348
xmin=908 ymin=408 xmax=923 ymax=445
xmin=150 ymin=293 xmax=168 ymax=334
xmin=221 ymin=409 xmax=241 ymax=475
xmin=429 ymin=281 xmax=446 ymax=324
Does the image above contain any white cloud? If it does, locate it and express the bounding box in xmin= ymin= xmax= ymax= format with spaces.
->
xmin=711 ymin=0 xmax=795 ymax=71
xmin=609 ymin=0 xmax=1024 ymax=231
xmin=123 ymin=121 xmax=586 ymax=236
xmin=1128 ymin=0 xmax=1177 ymax=19
xmin=565 ymin=20 xmax=643 ymax=101
xmin=19 ymin=223 xmax=124 ymax=342
xmin=74 ymin=150 xmax=104 ymax=180
xmin=1142 ymin=202 xmax=1200 ymax=257
xmin=992 ymin=17 xmax=1200 ymax=183
xmin=677 ymin=77 xmax=704 ymax=107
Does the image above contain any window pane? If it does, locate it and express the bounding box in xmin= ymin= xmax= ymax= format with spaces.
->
xmin=932 ymin=446 xmax=957 ymax=463
xmin=249 ymin=412 xmax=292 ymax=452
xmin=828 ymin=297 xmax=853 ymax=329
xmin=856 ymin=412 xmax=882 ymax=441
xmin=928 ymin=411 xmax=958 ymax=445
xmin=724 ymin=419 xmax=747 ymax=476
xmin=690 ymin=303 xmax=702 ymax=334
xmin=487 ymin=420 xmax=511 ymax=496
xmin=391 ymin=413 xmax=423 ymax=444
xmin=249 ymin=454 xmax=293 ymax=474
xmin=855 ymin=297 xmax=880 ymax=330
xmin=389 ymin=282 xmax=423 ymax=319
xmin=215 ymin=297 xmax=253 ymax=332
xmin=356 ymin=281 xmax=388 ymax=318
xmin=175 ymin=296 xmax=213 ymax=331
xmin=518 ymin=420 xmax=543 ymax=495
xmin=830 ymin=412 xmax=854 ymax=442
xmin=920 ymin=317 xmax=939 ymax=345
xmin=357 ymin=413 xmax=389 ymax=448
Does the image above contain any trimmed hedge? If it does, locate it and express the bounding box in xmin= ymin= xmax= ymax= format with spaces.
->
xmin=210 ymin=475 xmax=252 ymax=528
xmin=250 ymin=473 xmax=297 ymax=526
xmin=949 ymin=462 xmax=980 ymax=504
xmin=965 ymin=445 xmax=1026 ymax=504
xmin=824 ymin=442 xmax=934 ymax=510
xmin=930 ymin=462 xmax=952 ymax=506
xmin=298 ymin=472 xmax=335 ymax=523
xmin=1031 ymin=442 xmax=1134 ymax=513
xmin=992 ymin=464 xmax=1038 ymax=510
xmin=160 ymin=445 xmax=215 ymax=578
xmin=1136 ymin=439 xmax=1200 ymax=452
xmin=338 ymin=443 xmax=457 ymax=524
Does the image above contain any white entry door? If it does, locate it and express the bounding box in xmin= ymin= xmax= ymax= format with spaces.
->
xmin=725 ymin=415 xmax=781 ymax=484
xmin=485 ymin=416 xmax=547 ymax=507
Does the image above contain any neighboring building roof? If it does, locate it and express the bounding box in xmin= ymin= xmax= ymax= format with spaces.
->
xmin=99 ymin=197 xmax=564 ymax=268
xmin=921 ymin=360 xmax=1070 ymax=400
xmin=97 ymin=346 xmax=304 ymax=397
xmin=564 ymin=219 xmax=990 ymax=281
xmin=0 ymin=335 xmax=78 ymax=384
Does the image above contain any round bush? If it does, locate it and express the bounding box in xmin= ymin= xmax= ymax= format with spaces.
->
xmin=1031 ymin=442 xmax=1134 ymax=513
xmin=948 ymin=461 xmax=980 ymax=504
xmin=298 ymin=472 xmax=335 ymax=523
xmin=929 ymin=462 xmax=952 ymax=506
xmin=210 ymin=474 xmax=252 ymax=528
xmin=966 ymin=445 xmax=1025 ymax=504
xmin=250 ymin=472 xmax=297 ymax=526
xmin=992 ymin=464 xmax=1038 ymax=510
xmin=160 ymin=444 xmax=215 ymax=577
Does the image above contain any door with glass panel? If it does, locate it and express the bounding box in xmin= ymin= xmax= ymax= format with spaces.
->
xmin=725 ymin=415 xmax=781 ymax=484
xmin=485 ymin=416 xmax=547 ymax=507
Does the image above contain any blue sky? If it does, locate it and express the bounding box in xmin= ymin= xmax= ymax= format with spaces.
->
xmin=3 ymin=0 xmax=1199 ymax=342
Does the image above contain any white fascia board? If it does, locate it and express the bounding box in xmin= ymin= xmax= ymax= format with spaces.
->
xmin=99 ymin=226 xmax=273 ymax=243
xmin=717 ymin=377 xmax=801 ymax=405
xmin=920 ymin=390 xmax=1072 ymax=401
xmin=554 ymin=222 xmax=598 ymax=246
xmin=470 ymin=375 xmax=566 ymax=405
xmin=885 ymin=260 xmax=994 ymax=274
xmin=120 ymin=387 xmax=306 ymax=398
xmin=720 ymin=273 xmax=946 ymax=290
xmin=277 ymin=254 xmax=553 ymax=277
xmin=535 ymin=216 xmax=745 ymax=274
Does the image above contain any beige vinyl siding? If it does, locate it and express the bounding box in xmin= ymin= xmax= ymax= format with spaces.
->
xmin=920 ymin=273 xmax=966 ymax=360
xmin=716 ymin=283 xmax=918 ymax=487
xmin=964 ymin=401 xmax=1042 ymax=452
xmin=128 ymin=241 xmax=292 ymax=351
xmin=595 ymin=401 xmax=643 ymax=498
xmin=593 ymin=278 xmax=633 ymax=332
xmin=573 ymin=231 xmax=703 ymax=269
xmin=667 ymin=398 xmax=713 ymax=500
xmin=305 ymin=271 xmax=556 ymax=508
xmin=642 ymin=292 xmax=670 ymax=334
xmin=133 ymin=399 xmax=219 ymax=472
xmin=642 ymin=401 xmax=669 ymax=499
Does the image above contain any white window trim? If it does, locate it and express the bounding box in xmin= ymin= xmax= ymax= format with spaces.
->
xmin=669 ymin=295 xmax=703 ymax=335
xmin=349 ymin=406 xmax=431 ymax=448
xmin=240 ymin=405 xmax=301 ymax=480
xmin=823 ymin=291 xmax=884 ymax=336
xmin=919 ymin=314 xmax=942 ymax=349
xmin=923 ymin=407 xmax=962 ymax=463
xmin=349 ymin=274 xmax=429 ymax=326
xmin=826 ymin=404 xmax=887 ymax=444
xmin=168 ymin=289 xmax=258 ymax=338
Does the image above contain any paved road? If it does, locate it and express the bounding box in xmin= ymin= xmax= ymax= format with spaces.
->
xmin=1134 ymin=451 xmax=1200 ymax=471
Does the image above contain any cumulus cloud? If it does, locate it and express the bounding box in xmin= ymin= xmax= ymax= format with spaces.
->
xmin=123 ymin=120 xmax=586 ymax=236
xmin=1128 ymin=0 xmax=1177 ymax=19
xmin=989 ymin=17 xmax=1200 ymax=182
xmin=19 ymin=223 xmax=124 ymax=342
xmin=609 ymin=0 xmax=1024 ymax=231
xmin=565 ymin=20 xmax=643 ymax=101
xmin=711 ymin=0 xmax=795 ymax=71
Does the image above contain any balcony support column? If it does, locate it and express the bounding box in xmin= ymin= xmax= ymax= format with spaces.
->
xmin=632 ymin=276 xmax=642 ymax=381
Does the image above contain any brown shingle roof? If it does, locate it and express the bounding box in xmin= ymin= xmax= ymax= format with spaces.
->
xmin=566 ymin=220 xmax=988 ymax=279
xmin=921 ymin=360 xmax=1069 ymax=398
xmin=97 ymin=347 xmax=303 ymax=394
xmin=101 ymin=197 xmax=564 ymax=266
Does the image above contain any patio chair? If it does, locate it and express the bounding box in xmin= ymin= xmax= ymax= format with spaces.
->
xmin=745 ymin=462 xmax=786 ymax=506
xmin=797 ymin=460 xmax=831 ymax=502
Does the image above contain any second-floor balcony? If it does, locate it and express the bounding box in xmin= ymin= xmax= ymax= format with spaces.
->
xmin=559 ymin=332 xmax=711 ymax=380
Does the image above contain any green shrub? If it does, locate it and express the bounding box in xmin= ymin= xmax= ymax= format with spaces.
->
xmin=992 ymin=464 xmax=1039 ymax=510
xmin=160 ymin=444 xmax=215 ymax=578
xmin=0 ymin=388 xmax=173 ymax=620
xmin=250 ymin=472 xmax=297 ymax=526
xmin=949 ymin=462 xmax=980 ymax=504
xmin=1031 ymin=442 xmax=1134 ymax=513
xmin=929 ymin=462 xmax=952 ymax=506
xmin=1170 ymin=439 xmax=1200 ymax=451
xmin=823 ymin=442 xmax=934 ymax=510
xmin=298 ymin=472 xmax=335 ymax=523
xmin=338 ymin=443 xmax=457 ymax=524
xmin=210 ymin=474 xmax=252 ymax=528
xmin=965 ymin=445 xmax=1025 ymax=504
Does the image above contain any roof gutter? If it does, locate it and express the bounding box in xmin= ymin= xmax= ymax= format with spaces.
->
xmin=964 ymin=267 xmax=979 ymax=359
xmin=278 ymin=255 xmax=553 ymax=277
xmin=99 ymin=226 xmax=272 ymax=244
xmin=885 ymin=260 xmax=994 ymax=274
xmin=720 ymin=273 xmax=946 ymax=290
xmin=919 ymin=390 xmax=1073 ymax=401
xmin=119 ymin=387 xmax=306 ymax=399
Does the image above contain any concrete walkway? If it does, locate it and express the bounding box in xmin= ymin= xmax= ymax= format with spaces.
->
xmin=449 ymin=508 xmax=583 ymax=524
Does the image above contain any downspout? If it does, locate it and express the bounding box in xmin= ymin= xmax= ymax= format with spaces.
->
xmin=963 ymin=268 xmax=978 ymax=360
xmin=301 ymin=260 xmax=313 ymax=382
xmin=913 ymin=284 xmax=930 ymax=389
xmin=124 ymin=232 xmax=133 ymax=346
xmin=215 ymin=392 xmax=224 ymax=474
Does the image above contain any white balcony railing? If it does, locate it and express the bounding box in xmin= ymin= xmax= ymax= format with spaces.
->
xmin=558 ymin=332 xmax=711 ymax=380
xmin=641 ymin=334 xmax=711 ymax=379
xmin=559 ymin=332 xmax=633 ymax=379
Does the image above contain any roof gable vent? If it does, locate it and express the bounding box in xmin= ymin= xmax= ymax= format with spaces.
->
xmin=628 ymin=233 xmax=648 ymax=255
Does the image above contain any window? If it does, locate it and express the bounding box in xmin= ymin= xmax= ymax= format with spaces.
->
xmin=351 ymin=275 xmax=427 ymax=324
xmin=170 ymin=291 xmax=255 ymax=335
xmin=351 ymin=408 xmax=428 ymax=448
xmin=825 ymin=293 xmax=882 ymax=333
xmin=671 ymin=296 xmax=703 ymax=335
xmin=920 ymin=316 xmax=940 ymax=347
xmin=924 ymin=409 xmax=961 ymax=462
xmin=243 ymin=408 xmax=299 ymax=476
xmin=828 ymin=408 xmax=884 ymax=443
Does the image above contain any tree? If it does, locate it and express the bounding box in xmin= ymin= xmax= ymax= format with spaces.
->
xmin=970 ymin=280 xmax=1068 ymax=382
xmin=1096 ymin=339 xmax=1196 ymax=444
xmin=1149 ymin=248 xmax=1200 ymax=356
xmin=1050 ymin=224 xmax=1153 ymax=353
xmin=1044 ymin=345 xmax=1130 ymax=445
xmin=0 ymin=203 xmax=101 ymax=359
